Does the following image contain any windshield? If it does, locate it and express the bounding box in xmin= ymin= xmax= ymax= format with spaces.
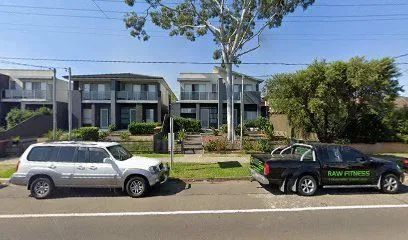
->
xmin=107 ymin=145 xmax=133 ymax=161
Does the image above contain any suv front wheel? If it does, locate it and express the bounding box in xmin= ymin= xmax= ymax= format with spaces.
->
xmin=126 ymin=176 xmax=147 ymax=198
xmin=30 ymin=177 xmax=54 ymax=199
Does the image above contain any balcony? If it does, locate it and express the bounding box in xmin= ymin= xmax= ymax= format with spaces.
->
xmin=180 ymin=91 xmax=218 ymax=101
xmin=82 ymin=91 xmax=111 ymax=101
xmin=3 ymin=89 xmax=52 ymax=101
xmin=116 ymin=91 xmax=158 ymax=101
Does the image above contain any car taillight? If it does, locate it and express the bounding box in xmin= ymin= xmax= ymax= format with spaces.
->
xmin=16 ymin=161 xmax=20 ymax=172
xmin=403 ymin=159 xmax=408 ymax=166
xmin=264 ymin=163 xmax=270 ymax=176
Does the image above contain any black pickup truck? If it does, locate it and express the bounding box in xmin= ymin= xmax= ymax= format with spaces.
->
xmin=250 ymin=143 xmax=406 ymax=196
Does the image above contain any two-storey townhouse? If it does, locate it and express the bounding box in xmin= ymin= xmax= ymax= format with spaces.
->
xmin=174 ymin=67 xmax=263 ymax=129
xmin=0 ymin=69 xmax=68 ymax=128
xmin=67 ymin=73 xmax=174 ymax=129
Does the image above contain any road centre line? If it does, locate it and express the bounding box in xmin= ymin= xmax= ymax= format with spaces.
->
xmin=1 ymin=204 xmax=408 ymax=219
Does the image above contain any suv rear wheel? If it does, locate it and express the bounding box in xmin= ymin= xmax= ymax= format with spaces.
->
xmin=30 ymin=177 xmax=54 ymax=199
xmin=126 ymin=176 xmax=147 ymax=198
xmin=381 ymin=173 xmax=400 ymax=194
xmin=297 ymin=175 xmax=317 ymax=196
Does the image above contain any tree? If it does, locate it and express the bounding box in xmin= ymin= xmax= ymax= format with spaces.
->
xmin=123 ymin=0 xmax=315 ymax=140
xmin=265 ymin=57 xmax=402 ymax=143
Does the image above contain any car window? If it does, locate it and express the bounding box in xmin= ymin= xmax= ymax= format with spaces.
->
xmin=107 ymin=145 xmax=133 ymax=161
xmin=319 ymin=146 xmax=342 ymax=163
xmin=27 ymin=146 xmax=53 ymax=162
xmin=341 ymin=147 xmax=365 ymax=162
xmin=56 ymin=147 xmax=77 ymax=162
xmin=301 ymin=149 xmax=314 ymax=161
xmin=88 ymin=148 xmax=110 ymax=163
xmin=76 ymin=147 xmax=88 ymax=163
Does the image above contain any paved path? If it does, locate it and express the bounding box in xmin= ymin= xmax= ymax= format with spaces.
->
xmin=0 ymin=181 xmax=407 ymax=239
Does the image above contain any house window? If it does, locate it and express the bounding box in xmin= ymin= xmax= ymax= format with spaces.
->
xmin=145 ymin=109 xmax=155 ymax=122
xmin=244 ymin=84 xmax=254 ymax=91
xmin=25 ymin=82 xmax=32 ymax=90
xmin=181 ymin=108 xmax=196 ymax=114
xmin=9 ymin=80 xmax=16 ymax=90
xmin=83 ymin=109 xmax=92 ymax=125
xmin=212 ymin=84 xmax=217 ymax=92
xmin=245 ymin=111 xmax=257 ymax=120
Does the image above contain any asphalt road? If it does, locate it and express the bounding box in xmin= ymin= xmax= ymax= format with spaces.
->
xmin=1 ymin=180 xmax=408 ymax=240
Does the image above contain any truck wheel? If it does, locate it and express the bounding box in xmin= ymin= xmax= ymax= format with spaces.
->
xmin=30 ymin=177 xmax=54 ymax=199
xmin=126 ymin=176 xmax=147 ymax=198
xmin=381 ymin=173 xmax=400 ymax=194
xmin=297 ymin=175 xmax=317 ymax=196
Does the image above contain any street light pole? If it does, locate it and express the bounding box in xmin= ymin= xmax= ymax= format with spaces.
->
xmin=231 ymin=75 xmax=234 ymax=141
xmin=52 ymin=68 xmax=57 ymax=140
xmin=68 ymin=67 xmax=72 ymax=140
xmin=241 ymin=75 xmax=244 ymax=149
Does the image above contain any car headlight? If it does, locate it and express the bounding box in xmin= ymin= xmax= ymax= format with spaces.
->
xmin=149 ymin=166 xmax=160 ymax=174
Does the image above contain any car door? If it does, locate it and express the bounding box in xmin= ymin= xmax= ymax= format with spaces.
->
xmin=74 ymin=147 xmax=119 ymax=187
xmin=48 ymin=146 xmax=77 ymax=187
xmin=340 ymin=147 xmax=374 ymax=185
xmin=319 ymin=146 xmax=351 ymax=185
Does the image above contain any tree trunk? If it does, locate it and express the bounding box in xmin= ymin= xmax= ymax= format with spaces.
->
xmin=225 ymin=63 xmax=234 ymax=141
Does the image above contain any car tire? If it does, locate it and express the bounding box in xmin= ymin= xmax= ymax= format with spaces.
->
xmin=30 ymin=177 xmax=54 ymax=199
xmin=126 ymin=176 xmax=147 ymax=198
xmin=381 ymin=173 xmax=400 ymax=194
xmin=297 ymin=175 xmax=317 ymax=196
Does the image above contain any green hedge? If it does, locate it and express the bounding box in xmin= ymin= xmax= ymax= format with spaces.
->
xmin=243 ymin=139 xmax=274 ymax=153
xmin=174 ymin=117 xmax=201 ymax=133
xmin=122 ymin=141 xmax=153 ymax=153
xmin=128 ymin=122 xmax=157 ymax=135
xmin=73 ymin=127 xmax=100 ymax=141
xmin=5 ymin=107 xmax=52 ymax=129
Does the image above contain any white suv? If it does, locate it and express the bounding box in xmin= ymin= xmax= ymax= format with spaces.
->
xmin=9 ymin=141 xmax=169 ymax=199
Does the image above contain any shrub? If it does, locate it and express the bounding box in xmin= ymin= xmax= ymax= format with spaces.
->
xmin=221 ymin=124 xmax=228 ymax=133
xmin=243 ymin=139 xmax=274 ymax=153
xmin=203 ymin=136 xmax=228 ymax=152
xmin=174 ymin=117 xmax=201 ymax=133
xmin=99 ymin=131 xmax=109 ymax=140
xmin=177 ymin=129 xmax=186 ymax=141
xmin=211 ymin=127 xmax=219 ymax=136
xmin=73 ymin=127 xmax=100 ymax=141
xmin=5 ymin=107 xmax=52 ymax=129
xmin=44 ymin=129 xmax=64 ymax=141
xmin=128 ymin=122 xmax=157 ymax=135
xmin=120 ymin=131 xmax=131 ymax=141
xmin=108 ymin=124 xmax=117 ymax=132
xmin=122 ymin=141 xmax=153 ymax=153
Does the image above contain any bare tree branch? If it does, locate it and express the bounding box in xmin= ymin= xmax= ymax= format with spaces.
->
xmin=235 ymin=34 xmax=260 ymax=58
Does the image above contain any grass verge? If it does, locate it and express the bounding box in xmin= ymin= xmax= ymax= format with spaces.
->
xmin=0 ymin=165 xmax=15 ymax=178
xmin=169 ymin=162 xmax=249 ymax=180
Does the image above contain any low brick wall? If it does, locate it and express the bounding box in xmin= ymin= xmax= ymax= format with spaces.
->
xmin=347 ymin=142 xmax=408 ymax=154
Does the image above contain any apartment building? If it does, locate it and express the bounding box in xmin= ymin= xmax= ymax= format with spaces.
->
xmin=0 ymin=69 xmax=68 ymax=128
xmin=68 ymin=73 xmax=174 ymax=129
xmin=173 ymin=67 xmax=263 ymax=129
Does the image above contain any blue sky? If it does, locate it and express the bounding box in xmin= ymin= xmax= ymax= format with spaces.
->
xmin=0 ymin=0 xmax=407 ymax=97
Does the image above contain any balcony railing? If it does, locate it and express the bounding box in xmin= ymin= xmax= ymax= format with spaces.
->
xmin=116 ymin=91 xmax=158 ymax=101
xmin=82 ymin=91 xmax=111 ymax=100
xmin=180 ymin=91 xmax=218 ymax=100
xmin=3 ymin=89 xmax=52 ymax=100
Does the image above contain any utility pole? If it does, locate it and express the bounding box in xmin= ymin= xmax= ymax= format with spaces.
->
xmin=169 ymin=117 xmax=174 ymax=169
xmin=231 ymin=75 xmax=234 ymax=141
xmin=241 ymin=75 xmax=244 ymax=149
xmin=67 ymin=67 xmax=72 ymax=140
xmin=52 ymin=68 xmax=57 ymax=140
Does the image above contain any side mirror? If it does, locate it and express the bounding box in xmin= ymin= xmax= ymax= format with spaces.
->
xmin=103 ymin=158 xmax=113 ymax=164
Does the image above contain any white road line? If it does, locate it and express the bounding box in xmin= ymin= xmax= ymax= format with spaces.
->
xmin=1 ymin=204 xmax=408 ymax=219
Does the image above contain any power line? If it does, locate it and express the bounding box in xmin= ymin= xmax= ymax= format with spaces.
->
xmin=0 ymin=59 xmax=54 ymax=70
xmin=3 ymin=9 xmax=408 ymax=23
xmin=0 ymin=57 xmax=309 ymax=66
xmin=0 ymin=4 xmax=134 ymax=14
xmin=91 ymin=0 xmax=112 ymax=19
xmin=0 ymin=56 xmax=407 ymax=66
xmin=395 ymin=53 xmax=408 ymax=59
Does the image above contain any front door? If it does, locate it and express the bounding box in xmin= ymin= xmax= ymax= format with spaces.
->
xmin=340 ymin=146 xmax=374 ymax=185
xmin=320 ymin=146 xmax=351 ymax=185
xmin=201 ymin=108 xmax=210 ymax=129
xmin=100 ymin=108 xmax=109 ymax=129
xmin=74 ymin=147 xmax=119 ymax=187
xmin=130 ymin=109 xmax=137 ymax=123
